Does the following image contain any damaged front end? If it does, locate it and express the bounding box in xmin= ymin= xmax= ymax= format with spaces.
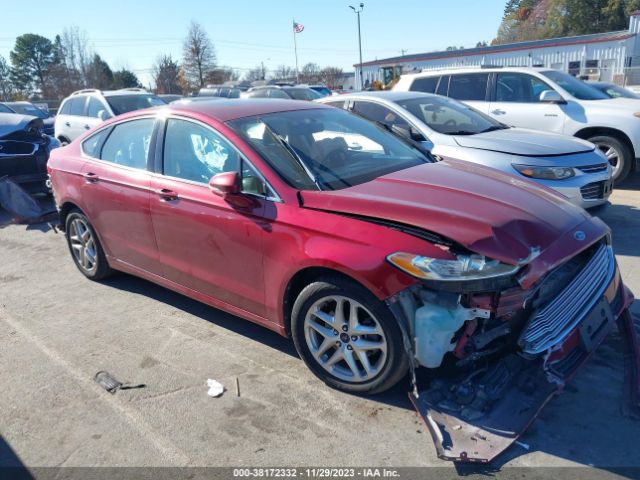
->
xmin=0 ymin=113 xmax=59 ymax=195
xmin=386 ymin=236 xmax=639 ymax=463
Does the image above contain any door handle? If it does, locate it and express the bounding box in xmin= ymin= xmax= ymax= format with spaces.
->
xmin=83 ymin=172 xmax=99 ymax=183
xmin=491 ymin=109 xmax=506 ymax=115
xmin=155 ymin=188 xmax=178 ymax=201
xmin=65 ymin=122 xmax=71 ymax=127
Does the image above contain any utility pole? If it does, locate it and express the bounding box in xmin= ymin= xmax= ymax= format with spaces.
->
xmin=400 ymin=49 xmax=408 ymax=56
xmin=349 ymin=3 xmax=365 ymax=90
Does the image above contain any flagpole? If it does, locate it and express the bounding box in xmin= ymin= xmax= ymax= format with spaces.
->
xmin=293 ymin=18 xmax=300 ymax=83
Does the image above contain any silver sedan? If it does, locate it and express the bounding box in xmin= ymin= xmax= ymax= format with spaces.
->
xmin=317 ymin=91 xmax=613 ymax=209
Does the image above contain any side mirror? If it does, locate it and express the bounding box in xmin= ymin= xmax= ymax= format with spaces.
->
xmin=209 ymin=171 xmax=240 ymax=197
xmin=539 ymin=90 xmax=565 ymax=104
xmin=98 ymin=110 xmax=111 ymax=121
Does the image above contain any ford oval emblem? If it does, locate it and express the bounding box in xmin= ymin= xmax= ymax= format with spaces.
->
xmin=574 ymin=231 xmax=586 ymax=241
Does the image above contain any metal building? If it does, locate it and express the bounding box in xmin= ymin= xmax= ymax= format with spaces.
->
xmin=356 ymin=11 xmax=640 ymax=89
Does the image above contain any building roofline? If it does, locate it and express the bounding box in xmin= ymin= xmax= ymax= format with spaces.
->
xmin=356 ymin=31 xmax=634 ymax=68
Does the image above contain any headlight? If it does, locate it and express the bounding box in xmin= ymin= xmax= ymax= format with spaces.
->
xmin=512 ymin=164 xmax=575 ymax=180
xmin=387 ymin=252 xmax=519 ymax=281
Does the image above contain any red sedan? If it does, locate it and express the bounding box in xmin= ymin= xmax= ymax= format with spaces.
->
xmin=48 ymin=100 xmax=638 ymax=462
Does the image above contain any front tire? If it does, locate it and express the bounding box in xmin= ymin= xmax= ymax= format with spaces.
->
xmin=291 ymin=275 xmax=408 ymax=394
xmin=589 ymin=135 xmax=632 ymax=185
xmin=65 ymin=210 xmax=113 ymax=280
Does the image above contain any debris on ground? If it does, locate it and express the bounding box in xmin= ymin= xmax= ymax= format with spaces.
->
xmin=0 ymin=176 xmax=57 ymax=224
xmin=207 ymin=378 xmax=225 ymax=397
xmin=94 ymin=371 xmax=145 ymax=394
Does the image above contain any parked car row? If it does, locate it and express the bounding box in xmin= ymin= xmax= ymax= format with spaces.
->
xmin=394 ymin=66 xmax=640 ymax=184
xmin=46 ymin=98 xmax=637 ymax=463
xmin=318 ymin=91 xmax=612 ymax=209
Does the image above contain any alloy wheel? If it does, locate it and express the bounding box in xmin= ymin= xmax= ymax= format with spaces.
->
xmin=68 ymin=218 xmax=98 ymax=274
xmin=303 ymin=295 xmax=388 ymax=383
xmin=595 ymin=141 xmax=621 ymax=178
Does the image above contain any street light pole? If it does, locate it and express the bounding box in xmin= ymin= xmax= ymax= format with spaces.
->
xmin=349 ymin=3 xmax=364 ymax=90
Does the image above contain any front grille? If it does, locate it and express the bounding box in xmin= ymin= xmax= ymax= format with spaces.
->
xmin=519 ymin=242 xmax=615 ymax=354
xmin=580 ymin=181 xmax=606 ymax=200
xmin=578 ymin=163 xmax=608 ymax=173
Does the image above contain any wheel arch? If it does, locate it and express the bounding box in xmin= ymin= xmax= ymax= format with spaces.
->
xmin=574 ymin=126 xmax=635 ymax=170
xmin=58 ymin=201 xmax=83 ymax=232
xmin=282 ymin=266 xmax=377 ymax=338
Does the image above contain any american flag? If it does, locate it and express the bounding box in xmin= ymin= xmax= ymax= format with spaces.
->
xmin=293 ymin=21 xmax=304 ymax=33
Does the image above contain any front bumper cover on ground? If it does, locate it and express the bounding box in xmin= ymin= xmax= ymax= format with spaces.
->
xmin=404 ymin=276 xmax=639 ymax=463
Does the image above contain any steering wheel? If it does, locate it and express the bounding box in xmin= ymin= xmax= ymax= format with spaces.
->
xmin=444 ymin=119 xmax=457 ymax=128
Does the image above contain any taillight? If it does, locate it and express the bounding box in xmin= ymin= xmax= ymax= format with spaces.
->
xmin=47 ymin=164 xmax=53 ymax=174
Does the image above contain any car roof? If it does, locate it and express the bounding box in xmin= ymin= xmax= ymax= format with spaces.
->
xmin=320 ymin=91 xmax=436 ymax=102
xmin=163 ymin=98 xmax=331 ymax=122
xmin=402 ymin=66 xmax=552 ymax=78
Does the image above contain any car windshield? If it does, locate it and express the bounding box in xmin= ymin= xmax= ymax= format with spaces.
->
xmin=105 ymin=94 xmax=166 ymax=115
xmin=0 ymin=104 xmax=14 ymax=113
xmin=284 ymin=88 xmax=322 ymax=101
xmin=540 ymin=70 xmax=609 ymax=100
xmin=396 ymin=95 xmax=505 ymax=135
xmin=228 ymin=108 xmax=431 ymax=191
xmin=597 ymin=84 xmax=640 ymax=99
xmin=8 ymin=103 xmax=50 ymax=119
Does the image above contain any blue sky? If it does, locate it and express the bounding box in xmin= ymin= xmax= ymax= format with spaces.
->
xmin=0 ymin=0 xmax=505 ymax=86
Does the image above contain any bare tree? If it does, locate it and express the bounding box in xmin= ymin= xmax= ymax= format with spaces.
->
xmin=182 ymin=21 xmax=216 ymax=90
xmin=205 ymin=66 xmax=239 ymax=85
xmin=153 ymin=54 xmax=184 ymax=94
xmin=0 ymin=55 xmax=15 ymax=100
xmin=272 ymin=64 xmax=296 ymax=81
xmin=61 ymin=26 xmax=92 ymax=86
xmin=243 ymin=66 xmax=266 ymax=82
xmin=299 ymin=62 xmax=321 ymax=84
xmin=319 ymin=66 xmax=343 ymax=89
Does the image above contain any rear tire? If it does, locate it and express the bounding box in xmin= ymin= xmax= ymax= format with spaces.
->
xmin=291 ymin=275 xmax=408 ymax=394
xmin=589 ymin=135 xmax=632 ymax=185
xmin=64 ymin=210 xmax=113 ymax=280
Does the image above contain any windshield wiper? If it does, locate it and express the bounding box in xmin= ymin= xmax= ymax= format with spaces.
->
xmin=446 ymin=130 xmax=478 ymax=136
xmin=257 ymin=118 xmax=323 ymax=190
xmin=479 ymin=125 xmax=508 ymax=133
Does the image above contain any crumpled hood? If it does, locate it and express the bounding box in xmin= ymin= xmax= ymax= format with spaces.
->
xmin=301 ymin=159 xmax=597 ymax=266
xmin=0 ymin=113 xmax=43 ymax=139
xmin=453 ymin=128 xmax=594 ymax=156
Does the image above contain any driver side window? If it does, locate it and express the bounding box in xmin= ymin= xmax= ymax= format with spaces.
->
xmin=496 ymin=73 xmax=553 ymax=103
xmin=163 ymin=119 xmax=240 ymax=183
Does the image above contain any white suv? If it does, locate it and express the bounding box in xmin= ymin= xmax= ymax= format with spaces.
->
xmin=394 ymin=67 xmax=640 ymax=184
xmin=54 ymin=88 xmax=165 ymax=144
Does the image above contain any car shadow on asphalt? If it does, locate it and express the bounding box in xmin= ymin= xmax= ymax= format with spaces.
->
xmin=101 ymin=274 xmax=300 ymax=360
xmin=0 ymin=435 xmax=32 ymax=478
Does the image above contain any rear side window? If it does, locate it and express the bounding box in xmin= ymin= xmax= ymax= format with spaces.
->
xmin=448 ymin=73 xmax=489 ymax=101
xmin=81 ymin=128 xmax=111 ymax=157
xmin=100 ymin=119 xmax=155 ymax=169
xmin=269 ymin=89 xmax=290 ymax=99
xmin=248 ymin=89 xmax=268 ymax=98
xmin=410 ymin=76 xmax=439 ymax=93
xmin=68 ymin=97 xmax=87 ymax=116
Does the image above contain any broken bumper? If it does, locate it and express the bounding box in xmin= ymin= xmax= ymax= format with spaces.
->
xmin=408 ymin=266 xmax=639 ymax=463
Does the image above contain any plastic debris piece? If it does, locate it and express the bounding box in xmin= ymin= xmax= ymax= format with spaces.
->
xmin=94 ymin=371 xmax=145 ymax=394
xmin=515 ymin=440 xmax=530 ymax=450
xmin=95 ymin=371 xmax=123 ymax=394
xmin=0 ymin=176 xmax=57 ymax=223
xmin=207 ymin=379 xmax=225 ymax=397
